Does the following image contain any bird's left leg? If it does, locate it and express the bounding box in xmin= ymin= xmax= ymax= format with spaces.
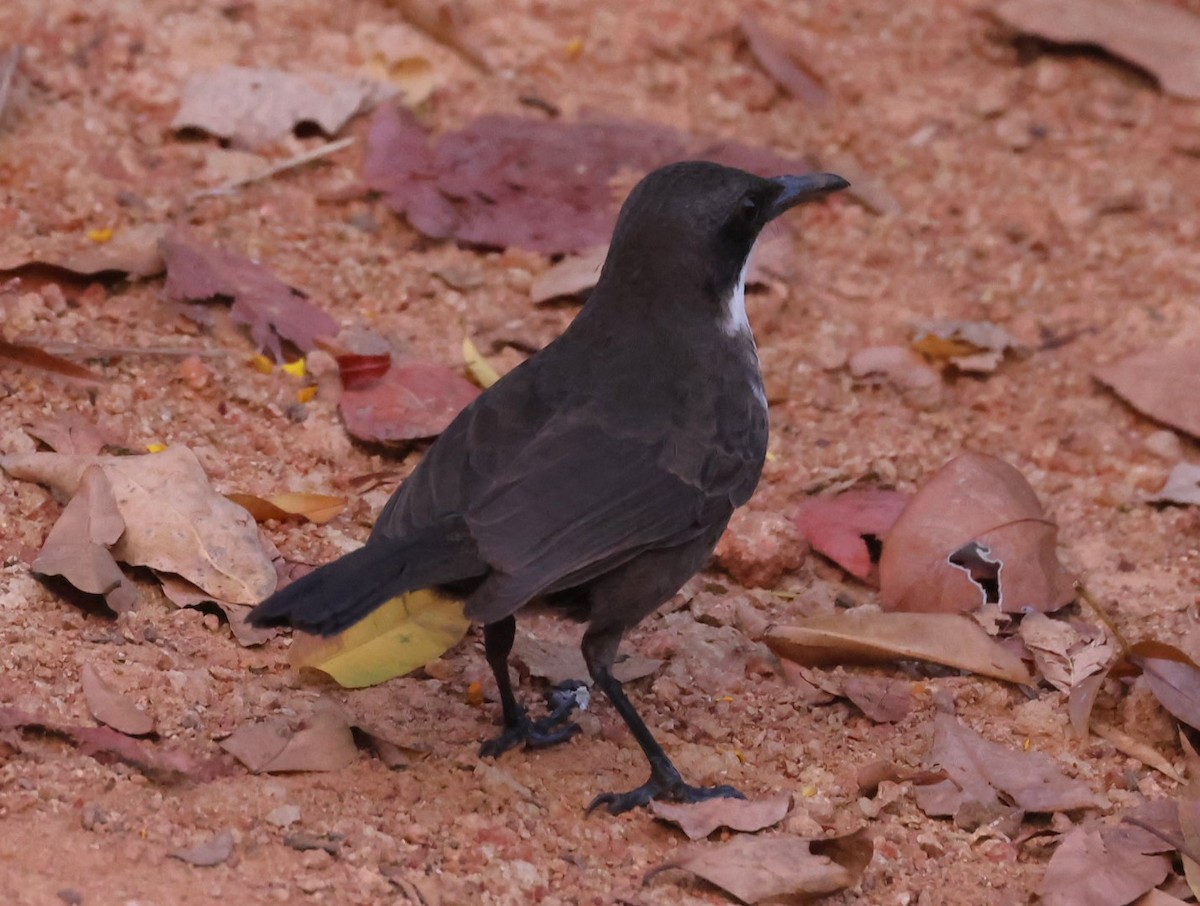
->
xmin=582 ymin=624 xmax=744 ymax=814
xmin=478 ymin=616 xmax=582 ymax=757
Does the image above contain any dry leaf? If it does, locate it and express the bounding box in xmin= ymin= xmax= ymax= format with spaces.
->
xmin=649 ymin=792 xmax=792 ymax=841
xmin=645 ymin=830 xmax=871 ymax=904
xmin=173 ymin=66 xmax=395 ymax=148
xmin=80 ymin=663 xmax=153 ymax=737
xmin=162 ymin=230 xmax=338 ymax=360
xmin=1019 ymin=614 xmax=1115 ymax=693
xmin=168 ymin=830 xmax=235 ymax=868
xmin=878 ymin=452 xmax=1076 ymax=614
xmin=339 ymin=359 xmax=479 ymax=443
xmin=227 ymin=492 xmax=347 ymax=525
xmin=24 ymin=415 xmax=117 ymax=456
xmin=738 ymin=13 xmax=829 ymax=105
xmin=219 ymin=700 xmax=358 ymax=773
xmin=848 ymin=345 xmax=944 ymax=410
xmin=1130 ymin=640 xmax=1200 ymax=732
xmin=1095 ymin=345 xmax=1200 ymax=439
xmin=0 ymin=224 xmax=167 ymax=279
xmin=915 ymin=711 xmax=1102 ymax=828
xmin=529 ymin=245 xmax=608 ymax=304
xmin=765 ymin=610 xmax=1032 ymax=684
xmin=391 ymin=0 xmax=491 ymax=72
xmin=1 ymin=446 xmax=277 ymax=604
xmin=31 ymin=464 xmax=137 ymax=612
xmin=0 ymin=337 xmax=103 ymax=386
xmin=289 ymin=590 xmax=470 ymax=688
xmin=995 ymin=0 xmax=1200 ymax=100
xmin=842 ymin=675 xmax=914 ymax=723
xmin=1039 ymin=824 xmax=1172 ymax=906
xmin=1153 ymin=463 xmax=1200 ymax=506
xmin=792 ymin=488 xmax=911 ymax=581
xmin=911 ymin=319 xmax=1026 ymax=373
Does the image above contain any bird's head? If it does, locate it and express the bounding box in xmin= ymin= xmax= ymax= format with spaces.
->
xmin=599 ymin=161 xmax=849 ymax=333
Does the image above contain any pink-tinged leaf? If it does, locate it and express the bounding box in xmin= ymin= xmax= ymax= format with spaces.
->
xmin=0 ymin=224 xmax=167 ymax=280
xmin=644 ymin=830 xmax=871 ymax=904
xmin=1039 ymin=824 xmax=1171 ymax=906
xmin=339 ymin=358 xmax=479 ymax=443
xmin=842 ymin=675 xmax=913 ymax=723
xmin=168 ymin=830 xmax=235 ymax=867
xmin=879 ymin=452 xmax=1076 ymax=613
xmin=793 ymin=488 xmax=910 ymax=580
xmin=219 ymin=700 xmax=358 ymax=773
xmin=81 ymin=663 xmax=154 ymax=737
xmin=650 ymin=793 xmax=792 ymax=841
xmin=738 ymin=13 xmax=829 ymax=105
xmin=24 ymin=415 xmax=118 ymax=456
xmin=1130 ymin=640 xmax=1200 ymax=731
xmin=161 ymin=230 xmax=337 ymax=359
xmin=1095 ymin=344 xmax=1200 ymax=439
xmin=363 ymin=106 xmax=815 ymax=255
xmin=995 ymin=0 xmax=1200 ymax=101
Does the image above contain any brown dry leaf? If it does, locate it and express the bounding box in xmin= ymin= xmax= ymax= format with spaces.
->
xmin=168 ymin=830 xmax=235 ymax=868
xmin=80 ymin=663 xmax=153 ymax=737
xmin=1130 ymin=640 xmax=1200 ymax=731
xmin=157 ymin=572 xmax=278 ymax=647
xmin=1019 ymin=614 xmax=1115 ymax=693
xmin=161 ymin=230 xmax=338 ymax=360
xmin=24 ymin=415 xmax=117 ymax=456
xmin=173 ymin=66 xmax=395 ymax=149
xmin=878 ymin=452 xmax=1076 ymax=614
xmin=0 ymin=446 xmax=277 ymax=604
xmin=911 ymin=319 xmax=1026 ymax=373
xmin=644 ymin=830 xmax=871 ymax=904
xmin=339 ymin=358 xmax=479 ymax=443
xmin=1039 ymin=824 xmax=1172 ymax=906
xmin=0 ymin=223 xmax=167 ymax=280
xmin=31 ymin=464 xmax=137 ymax=612
xmin=529 ymin=245 xmax=608 ymax=304
xmin=391 ymin=0 xmax=490 ymax=71
xmin=765 ymin=610 xmax=1032 ymax=684
xmin=995 ymin=0 xmax=1200 ymax=100
xmin=848 ymin=345 xmax=945 ymax=410
xmin=842 ymin=675 xmax=914 ymax=723
xmin=915 ymin=710 xmax=1102 ymax=828
xmin=227 ymin=492 xmax=347 ymax=525
xmin=0 ymin=336 xmax=104 ymax=386
xmin=738 ymin=13 xmax=829 ymax=105
xmin=1095 ymin=345 xmax=1200 ymax=439
xmin=219 ymin=701 xmax=358 ymax=773
xmin=1152 ymin=463 xmax=1200 ymax=506
xmin=512 ymin=631 xmax=662 ymax=686
xmin=792 ymin=488 xmax=911 ymax=581
xmin=649 ymin=792 xmax=792 ymax=841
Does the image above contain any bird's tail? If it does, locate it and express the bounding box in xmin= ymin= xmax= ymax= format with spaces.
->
xmin=248 ymin=519 xmax=486 ymax=636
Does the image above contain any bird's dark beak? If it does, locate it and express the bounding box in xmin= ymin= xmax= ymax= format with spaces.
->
xmin=767 ymin=172 xmax=850 ymax=220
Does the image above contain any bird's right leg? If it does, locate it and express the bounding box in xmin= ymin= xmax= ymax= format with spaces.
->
xmin=478 ymin=616 xmax=582 ymax=757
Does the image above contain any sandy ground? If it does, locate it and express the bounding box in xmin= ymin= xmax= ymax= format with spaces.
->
xmin=2 ymin=0 xmax=1200 ymax=903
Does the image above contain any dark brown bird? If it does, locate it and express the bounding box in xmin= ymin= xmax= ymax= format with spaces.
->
xmin=250 ymin=161 xmax=848 ymax=813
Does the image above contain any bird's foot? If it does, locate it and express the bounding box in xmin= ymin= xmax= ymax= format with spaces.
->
xmin=478 ymin=681 xmax=588 ymax=758
xmin=587 ymin=765 xmax=745 ymax=816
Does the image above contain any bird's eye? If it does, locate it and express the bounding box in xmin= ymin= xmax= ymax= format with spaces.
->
xmin=740 ymin=196 xmax=760 ymax=222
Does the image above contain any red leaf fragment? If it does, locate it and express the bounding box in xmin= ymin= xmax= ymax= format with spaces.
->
xmin=0 ymin=336 xmax=103 ymax=385
xmin=335 ymin=352 xmax=393 ymax=391
xmin=161 ymin=230 xmax=337 ymax=359
xmin=793 ymin=488 xmax=910 ymax=581
xmin=339 ymin=358 xmax=479 ymax=443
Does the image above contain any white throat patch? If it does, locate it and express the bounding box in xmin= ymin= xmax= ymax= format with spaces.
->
xmin=721 ymin=256 xmax=753 ymax=336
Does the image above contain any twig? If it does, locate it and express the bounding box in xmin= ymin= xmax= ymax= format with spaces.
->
xmin=17 ymin=339 xmax=231 ymax=359
xmin=1077 ymin=582 xmax=1131 ymax=657
xmin=189 ymin=136 xmax=355 ymax=202
xmin=0 ymin=46 xmax=22 ymax=127
xmin=1121 ymin=815 xmax=1200 ymax=865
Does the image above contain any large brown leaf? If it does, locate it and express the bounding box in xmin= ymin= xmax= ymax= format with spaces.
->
xmin=879 ymin=452 xmax=1075 ymax=613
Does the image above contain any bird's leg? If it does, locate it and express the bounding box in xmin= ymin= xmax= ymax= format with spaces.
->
xmin=478 ymin=616 xmax=582 ymax=757
xmin=582 ymin=626 xmax=745 ymax=815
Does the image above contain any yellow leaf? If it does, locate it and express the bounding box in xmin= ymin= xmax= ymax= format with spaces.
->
xmin=462 ymin=337 xmax=500 ymax=388
xmin=289 ymin=590 xmax=469 ymax=688
xmin=282 ymin=357 xmax=306 ymax=378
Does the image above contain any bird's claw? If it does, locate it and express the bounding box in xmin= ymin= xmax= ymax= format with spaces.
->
xmin=587 ymin=777 xmax=746 ymax=815
xmin=479 ymin=682 xmax=588 ymax=758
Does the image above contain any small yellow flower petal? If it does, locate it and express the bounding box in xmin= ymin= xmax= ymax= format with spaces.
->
xmin=282 ymin=358 xmax=306 ymax=378
xmin=87 ymin=227 xmax=114 ymax=243
xmin=250 ymin=354 xmax=274 ymax=374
